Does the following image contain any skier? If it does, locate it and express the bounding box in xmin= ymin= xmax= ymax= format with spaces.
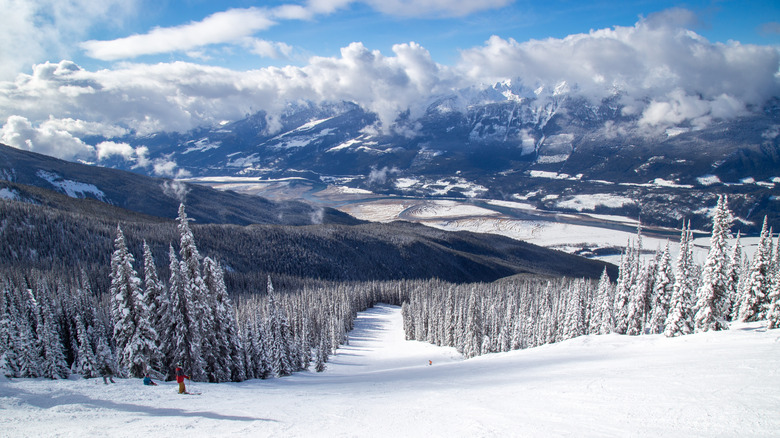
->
xmin=175 ymin=365 xmax=189 ymax=394
xmin=143 ymin=374 xmax=158 ymax=386
xmin=101 ymin=364 xmax=115 ymax=384
xmin=428 ymin=360 xmax=432 ymax=366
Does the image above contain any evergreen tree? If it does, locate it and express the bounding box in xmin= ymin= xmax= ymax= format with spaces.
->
xmin=38 ymin=301 xmax=69 ymax=379
xmin=266 ymin=277 xmax=296 ymax=377
xmin=0 ymin=287 xmax=20 ymax=377
xmin=737 ymin=217 xmax=772 ymax=322
xmin=647 ymin=243 xmax=673 ymax=334
xmin=142 ymin=240 xmax=166 ymax=372
xmin=612 ymin=240 xmax=636 ymax=334
xmin=722 ymin=232 xmax=743 ymax=321
xmin=175 ymin=204 xmax=207 ymax=381
xmin=626 ymin=264 xmax=651 ymax=335
xmin=590 ymin=268 xmax=614 ymax=335
xmin=72 ymin=314 xmax=99 ymax=378
xmin=109 ymin=225 xmax=158 ymax=378
xmin=665 ymin=223 xmax=695 ymax=337
xmin=694 ymin=195 xmax=732 ymax=332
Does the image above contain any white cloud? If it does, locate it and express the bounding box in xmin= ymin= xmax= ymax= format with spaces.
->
xmin=81 ymin=7 xmax=276 ymax=60
xmin=0 ymin=9 xmax=778 ymax=163
xmin=1 ymin=115 xmax=95 ymax=160
xmin=458 ymin=10 xmax=779 ymax=129
xmin=244 ymin=38 xmax=294 ymax=59
xmin=364 ymin=0 xmax=511 ymax=17
xmin=0 ymin=0 xmax=138 ymax=80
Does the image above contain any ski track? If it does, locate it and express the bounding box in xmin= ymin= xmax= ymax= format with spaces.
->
xmin=1 ymin=303 xmax=779 ymax=437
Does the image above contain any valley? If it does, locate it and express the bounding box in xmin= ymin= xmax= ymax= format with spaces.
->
xmin=187 ymin=176 xmax=762 ymax=265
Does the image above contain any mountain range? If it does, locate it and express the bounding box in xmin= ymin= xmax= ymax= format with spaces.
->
xmin=0 ymin=143 xmax=616 ymax=293
xmin=95 ymin=83 xmax=779 ymax=233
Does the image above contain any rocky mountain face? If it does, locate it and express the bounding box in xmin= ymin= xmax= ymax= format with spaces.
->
xmin=99 ymin=84 xmax=780 ymax=232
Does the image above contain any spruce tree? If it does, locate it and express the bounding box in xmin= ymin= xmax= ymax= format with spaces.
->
xmin=590 ymin=268 xmax=614 ymax=335
xmin=175 ymin=204 xmax=207 ymax=381
xmin=737 ymin=217 xmax=772 ymax=322
xmin=647 ymin=243 xmax=673 ymax=334
xmin=665 ymin=223 xmax=695 ymax=337
xmin=694 ymin=195 xmax=732 ymax=332
xmin=0 ymin=287 xmax=20 ymax=377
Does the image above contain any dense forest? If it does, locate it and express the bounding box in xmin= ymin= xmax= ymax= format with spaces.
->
xmin=1 ymin=195 xmax=778 ymax=382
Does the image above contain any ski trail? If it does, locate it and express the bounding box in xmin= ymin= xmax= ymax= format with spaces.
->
xmin=324 ymin=303 xmax=463 ymax=376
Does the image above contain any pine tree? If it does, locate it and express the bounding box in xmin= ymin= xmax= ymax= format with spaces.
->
xmin=142 ymin=240 xmax=166 ymax=372
xmin=590 ymin=268 xmax=614 ymax=335
xmin=266 ymin=277 xmax=296 ymax=377
xmin=38 ymin=301 xmax=69 ymax=379
xmin=73 ymin=314 xmax=99 ymax=378
xmin=613 ymin=240 xmax=636 ymax=334
xmin=665 ymin=223 xmax=695 ymax=337
xmin=737 ymin=217 xmax=772 ymax=322
xmin=694 ymin=195 xmax=732 ymax=332
xmin=647 ymin=243 xmax=673 ymax=334
xmin=0 ymin=287 xmax=20 ymax=377
xmin=626 ymin=263 xmax=650 ymax=335
xmin=722 ymin=232 xmax=743 ymax=320
xmin=109 ymin=225 xmax=158 ymax=378
xmin=175 ymin=204 xmax=207 ymax=381
xmin=463 ymin=289 xmax=482 ymax=358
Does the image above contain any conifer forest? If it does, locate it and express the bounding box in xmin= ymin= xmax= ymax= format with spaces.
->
xmin=1 ymin=195 xmax=779 ymax=382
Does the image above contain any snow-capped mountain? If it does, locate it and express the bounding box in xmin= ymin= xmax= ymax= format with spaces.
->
xmin=102 ymin=84 xmax=779 ymax=232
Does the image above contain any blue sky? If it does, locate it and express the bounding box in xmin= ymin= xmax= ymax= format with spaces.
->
xmin=64 ymin=0 xmax=779 ymax=72
xmin=0 ymin=0 xmax=778 ymax=166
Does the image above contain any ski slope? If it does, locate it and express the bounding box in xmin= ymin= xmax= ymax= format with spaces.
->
xmin=1 ymin=304 xmax=779 ymax=437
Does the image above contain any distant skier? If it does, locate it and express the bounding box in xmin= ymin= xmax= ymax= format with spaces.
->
xmin=143 ymin=374 xmax=158 ymax=386
xmin=175 ymin=365 xmax=189 ymax=394
xmin=101 ymin=364 xmax=116 ymax=384
xmin=428 ymin=360 xmax=432 ymax=366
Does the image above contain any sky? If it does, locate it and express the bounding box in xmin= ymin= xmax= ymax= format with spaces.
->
xmin=0 ymin=0 xmax=779 ymax=165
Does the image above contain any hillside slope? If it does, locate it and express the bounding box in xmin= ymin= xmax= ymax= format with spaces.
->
xmin=1 ymin=304 xmax=777 ymax=437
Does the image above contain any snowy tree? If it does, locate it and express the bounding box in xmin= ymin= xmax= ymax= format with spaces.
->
xmin=590 ymin=268 xmax=614 ymax=335
xmin=613 ymin=240 xmax=637 ymax=334
xmin=463 ymin=289 xmax=482 ymax=359
xmin=38 ymin=301 xmax=69 ymax=379
xmin=722 ymin=232 xmax=743 ymax=320
xmin=665 ymin=223 xmax=695 ymax=337
xmin=0 ymin=287 xmax=20 ymax=377
xmin=266 ymin=277 xmax=296 ymax=377
xmin=694 ymin=195 xmax=732 ymax=332
xmin=142 ymin=240 xmax=166 ymax=372
xmin=626 ymin=264 xmax=651 ymax=336
xmin=175 ymin=204 xmax=208 ymax=381
xmin=72 ymin=314 xmax=99 ymax=378
xmin=109 ymin=225 xmax=158 ymax=378
xmin=737 ymin=217 xmax=773 ymax=322
xmin=647 ymin=243 xmax=673 ymax=334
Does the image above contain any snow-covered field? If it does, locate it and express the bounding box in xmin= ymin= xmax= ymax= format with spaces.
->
xmin=2 ymin=304 xmax=779 ymax=437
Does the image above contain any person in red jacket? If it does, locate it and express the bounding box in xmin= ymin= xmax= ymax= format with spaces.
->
xmin=175 ymin=365 xmax=189 ymax=394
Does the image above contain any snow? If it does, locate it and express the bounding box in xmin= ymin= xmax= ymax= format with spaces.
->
xmin=2 ymin=304 xmax=778 ymax=437
xmin=36 ymin=170 xmax=106 ymax=201
xmin=697 ymin=174 xmax=721 ymax=186
xmin=0 ymin=187 xmax=19 ymax=200
xmin=555 ymin=194 xmax=635 ymax=211
xmin=404 ymin=200 xmax=498 ymax=219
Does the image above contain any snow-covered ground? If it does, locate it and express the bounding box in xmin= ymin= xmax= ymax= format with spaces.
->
xmin=2 ymin=304 xmax=779 ymax=437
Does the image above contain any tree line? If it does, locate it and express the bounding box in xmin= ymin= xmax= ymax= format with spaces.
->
xmin=2 ymin=196 xmax=778 ymax=381
xmin=402 ymin=195 xmax=780 ymax=358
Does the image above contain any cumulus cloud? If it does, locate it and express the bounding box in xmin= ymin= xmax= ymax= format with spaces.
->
xmin=1 ymin=9 xmax=779 ymax=163
xmin=459 ymin=9 xmax=779 ymax=129
xmin=0 ymin=0 xmax=138 ymax=80
xmin=1 ymin=115 xmax=95 ymax=160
